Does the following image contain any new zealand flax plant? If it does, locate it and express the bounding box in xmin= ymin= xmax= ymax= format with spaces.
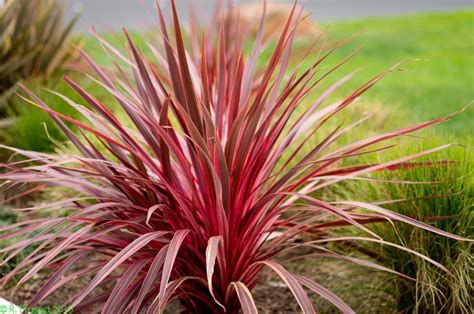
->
xmin=0 ymin=0 xmax=79 ymax=110
xmin=0 ymin=1 xmax=469 ymax=312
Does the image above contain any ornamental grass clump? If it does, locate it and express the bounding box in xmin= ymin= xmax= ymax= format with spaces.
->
xmin=0 ymin=2 xmax=468 ymax=312
xmin=333 ymin=140 xmax=473 ymax=313
xmin=0 ymin=0 xmax=78 ymax=108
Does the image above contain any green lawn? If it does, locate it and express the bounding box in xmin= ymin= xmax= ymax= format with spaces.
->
xmin=318 ymin=10 xmax=473 ymax=135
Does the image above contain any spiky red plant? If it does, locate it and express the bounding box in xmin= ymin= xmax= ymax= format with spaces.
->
xmin=0 ymin=1 xmax=467 ymax=313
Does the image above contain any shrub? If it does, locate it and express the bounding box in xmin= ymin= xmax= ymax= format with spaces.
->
xmin=0 ymin=0 xmax=78 ymax=110
xmin=0 ymin=2 xmax=468 ymax=312
xmin=330 ymin=138 xmax=473 ymax=312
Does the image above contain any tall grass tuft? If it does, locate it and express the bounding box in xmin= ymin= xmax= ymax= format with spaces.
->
xmin=0 ymin=0 xmax=79 ymax=109
xmin=0 ymin=2 xmax=469 ymax=312
xmin=331 ymin=138 xmax=472 ymax=312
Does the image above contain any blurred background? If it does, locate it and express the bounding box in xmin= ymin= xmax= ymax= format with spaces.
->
xmin=62 ymin=0 xmax=474 ymax=134
xmin=0 ymin=0 xmax=472 ymax=150
xmin=66 ymin=0 xmax=474 ymax=31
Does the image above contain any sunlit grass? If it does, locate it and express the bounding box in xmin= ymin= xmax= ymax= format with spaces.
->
xmin=317 ymin=10 xmax=474 ymax=134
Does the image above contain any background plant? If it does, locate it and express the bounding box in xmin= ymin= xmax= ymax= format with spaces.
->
xmin=0 ymin=206 xmax=18 ymax=276
xmin=328 ymin=138 xmax=473 ymax=313
xmin=0 ymin=0 xmax=79 ymax=112
xmin=0 ymin=2 xmax=469 ymax=313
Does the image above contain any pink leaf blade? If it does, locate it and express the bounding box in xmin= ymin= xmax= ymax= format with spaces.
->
xmin=258 ymin=261 xmax=315 ymax=314
xmin=230 ymin=281 xmax=258 ymax=314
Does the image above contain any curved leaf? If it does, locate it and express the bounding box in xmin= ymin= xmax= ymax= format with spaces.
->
xmin=230 ymin=281 xmax=258 ymax=314
xmin=205 ymin=236 xmax=225 ymax=310
xmin=258 ymin=261 xmax=315 ymax=314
